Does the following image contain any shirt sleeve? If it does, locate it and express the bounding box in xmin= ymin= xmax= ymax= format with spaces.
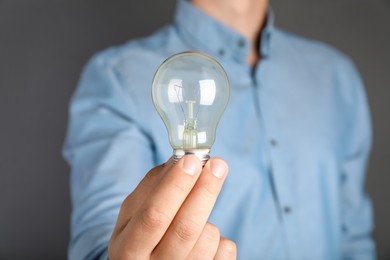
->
xmin=340 ymin=61 xmax=376 ymax=260
xmin=63 ymin=53 xmax=156 ymax=260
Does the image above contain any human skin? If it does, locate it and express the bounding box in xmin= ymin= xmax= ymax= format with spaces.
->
xmin=108 ymin=156 xmax=235 ymax=259
xmin=108 ymin=1 xmax=269 ymax=259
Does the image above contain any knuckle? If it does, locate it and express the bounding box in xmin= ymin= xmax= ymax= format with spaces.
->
xmin=140 ymin=206 xmax=169 ymax=231
xmin=123 ymin=193 xmax=134 ymax=204
xmin=202 ymin=181 xmax=219 ymax=198
xmin=145 ymin=169 xmax=155 ymax=180
xmin=145 ymin=164 xmax=163 ymax=181
xmin=204 ymin=223 xmax=220 ymax=242
xmin=120 ymin=194 xmax=133 ymax=211
xmin=171 ymin=179 xmax=189 ymax=194
xmin=173 ymin=218 xmax=201 ymax=242
xmin=221 ymin=239 xmax=237 ymax=257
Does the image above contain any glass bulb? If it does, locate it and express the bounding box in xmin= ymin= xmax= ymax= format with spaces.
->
xmin=152 ymin=51 xmax=230 ymax=164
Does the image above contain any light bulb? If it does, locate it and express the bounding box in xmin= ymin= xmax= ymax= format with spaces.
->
xmin=152 ymin=51 xmax=230 ymax=164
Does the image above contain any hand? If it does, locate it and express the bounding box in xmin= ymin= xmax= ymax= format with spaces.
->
xmin=108 ymin=155 xmax=236 ymax=260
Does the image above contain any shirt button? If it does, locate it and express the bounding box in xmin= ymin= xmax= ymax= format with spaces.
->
xmin=270 ymin=139 xmax=278 ymax=147
xmin=283 ymin=206 xmax=292 ymax=214
xmin=238 ymin=39 xmax=246 ymax=48
xmin=218 ymin=49 xmax=225 ymax=56
xmin=342 ymin=225 xmax=348 ymax=233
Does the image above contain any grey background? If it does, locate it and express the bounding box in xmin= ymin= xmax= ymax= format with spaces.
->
xmin=0 ymin=0 xmax=388 ymax=259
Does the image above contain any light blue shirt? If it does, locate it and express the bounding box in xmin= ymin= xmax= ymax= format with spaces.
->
xmin=63 ymin=1 xmax=375 ymax=259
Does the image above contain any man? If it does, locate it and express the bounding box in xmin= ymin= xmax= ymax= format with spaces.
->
xmin=63 ymin=0 xmax=375 ymax=259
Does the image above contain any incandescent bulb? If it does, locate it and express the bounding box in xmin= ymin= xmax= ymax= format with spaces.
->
xmin=152 ymin=51 xmax=230 ymax=164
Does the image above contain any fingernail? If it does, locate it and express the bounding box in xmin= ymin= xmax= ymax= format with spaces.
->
xmin=182 ymin=155 xmax=200 ymax=175
xmin=210 ymin=159 xmax=227 ymax=178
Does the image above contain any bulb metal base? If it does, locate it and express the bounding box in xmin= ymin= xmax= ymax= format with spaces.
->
xmin=173 ymin=149 xmax=210 ymax=166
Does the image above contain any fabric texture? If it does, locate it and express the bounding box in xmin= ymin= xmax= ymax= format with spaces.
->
xmin=63 ymin=0 xmax=375 ymax=259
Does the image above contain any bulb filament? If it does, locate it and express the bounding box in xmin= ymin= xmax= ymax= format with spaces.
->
xmin=183 ymin=100 xmax=197 ymax=149
xmin=173 ymin=84 xmax=201 ymax=149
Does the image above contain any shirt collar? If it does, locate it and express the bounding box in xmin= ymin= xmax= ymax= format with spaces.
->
xmin=174 ymin=0 xmax=274 ymax=63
